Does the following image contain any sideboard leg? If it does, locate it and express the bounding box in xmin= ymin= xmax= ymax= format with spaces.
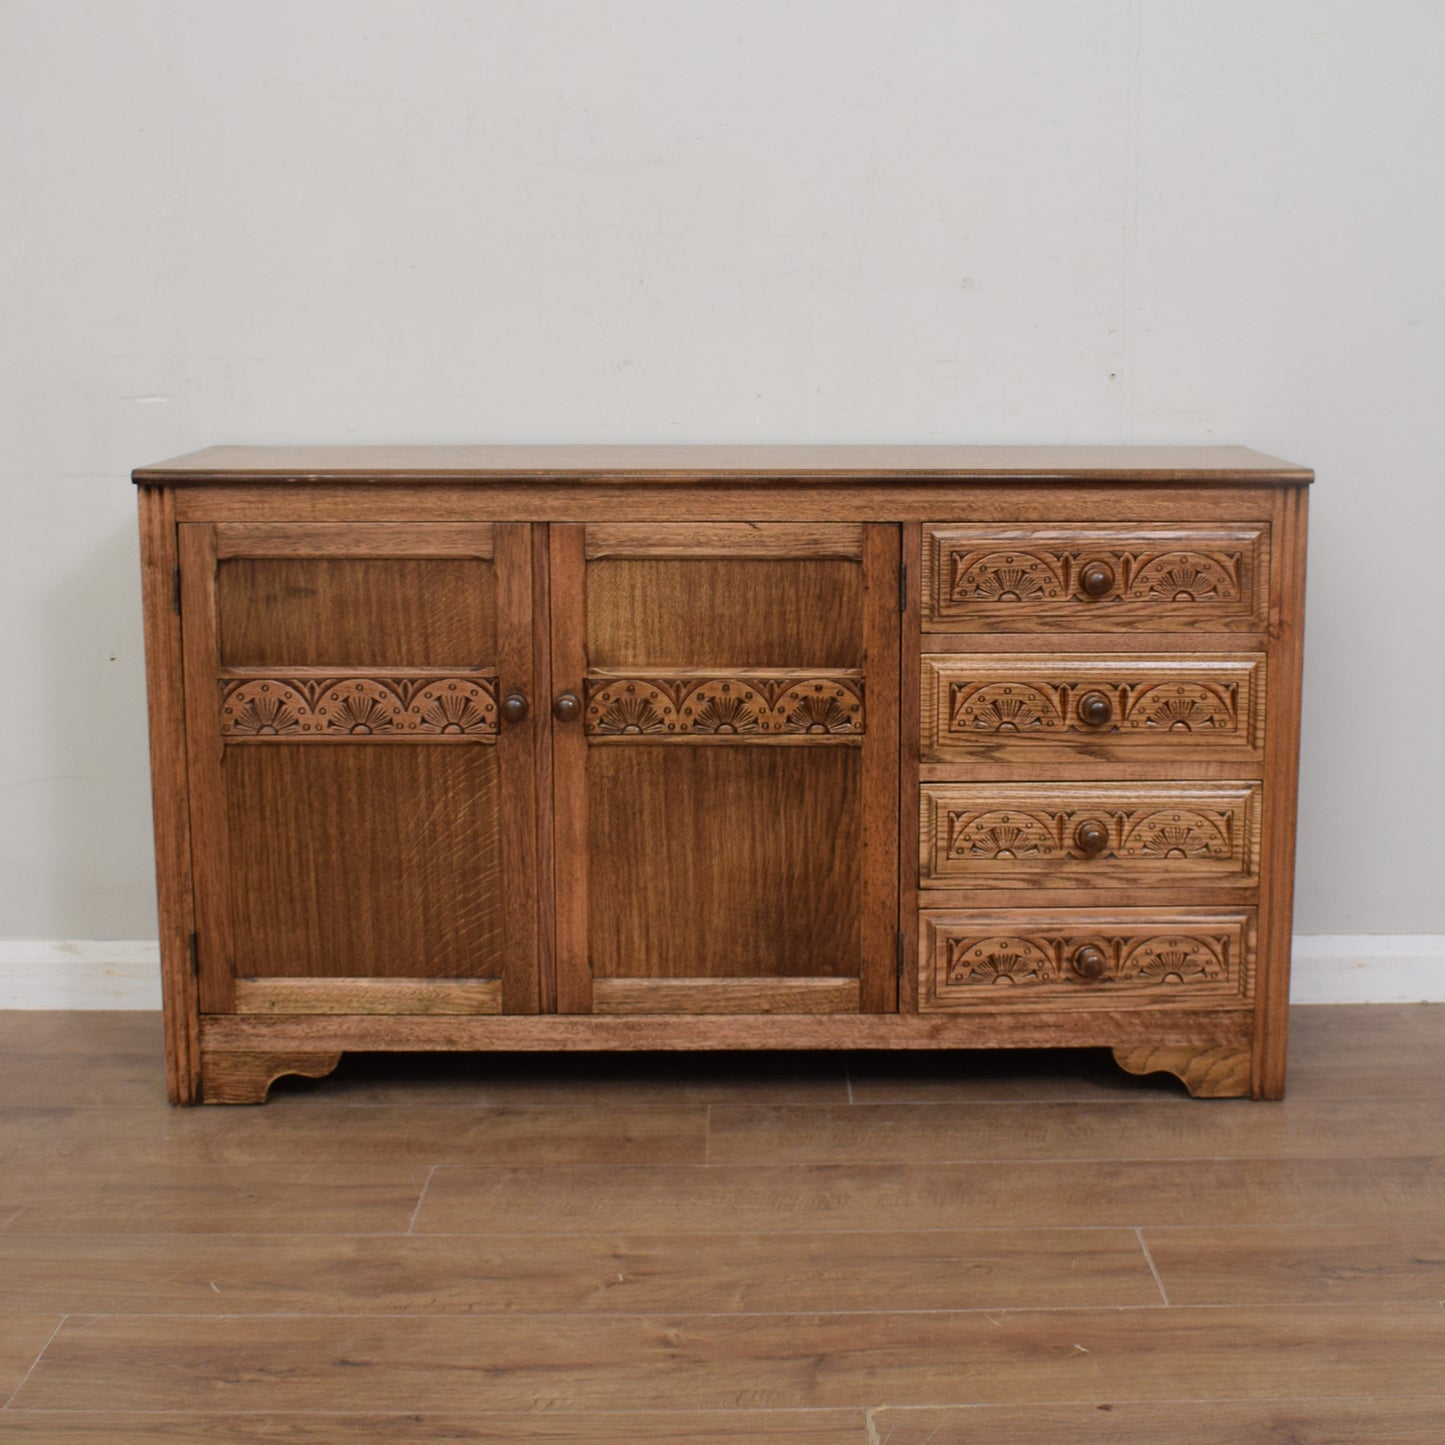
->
xmin=201 ymin=1049 xmax=343 ymax=1104
xmin=1111 ymin=1043 xmax=1253 ymax=1098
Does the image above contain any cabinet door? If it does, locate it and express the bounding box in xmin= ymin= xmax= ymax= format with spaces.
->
xmin=550 ymin=523 xmax=900 ymax=1015
xmin=179 ymin=522 xmax=540 ymax=1016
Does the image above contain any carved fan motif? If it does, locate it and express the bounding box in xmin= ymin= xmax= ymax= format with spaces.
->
xmin=222 ymin=683 xmax=304 ymax=735
xmin=782 ymin=682 xmax=860 ymax=734
xmin=1125 ymin=683 xmax=1236 ymax=733
xmin=1122 ymin=809 xmax=1232 ymax=860
xmin=315 ymin=679 xmax=405 ymax=734
xmin=950 ymin=551 xmax=1064 ymax=603
xmin=414 ymin=681 xmax=497 ymax=735
xmin=1127 ymin=551 xmax=1239 ymax=602
xmin=948 ymin=810 xmax=1057 ymax=860
xmin=686 ymin=687 xmax=761 ymax=734
xmin=1119 ymin=935 xmax=1228 ymax=985
xmin=950 ymin=682 xmax=1059 ymax=734
xmin=946 ymin=936 xmax=1057 ymax=986
xmin=589 ymin=683 xmax=672 ymax=735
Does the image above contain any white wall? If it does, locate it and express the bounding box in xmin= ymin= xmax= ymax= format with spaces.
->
xmin=2 ymin=1 xmax=1442 ymax=947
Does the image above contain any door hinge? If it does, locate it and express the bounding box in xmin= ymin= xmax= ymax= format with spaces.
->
xmin=898 ymin=560 xmax=908 ymax=612
xmin=187 ymin=931 xmax=199 ymax=979
xmin=172 ymin=566 xmax=182 ymax=615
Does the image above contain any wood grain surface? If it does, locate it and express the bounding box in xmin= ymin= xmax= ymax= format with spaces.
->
xmin=15 ymin=1308 xmax=1445 ymax=1412
xmin=0 ymin=1410 xmax=866 ymax=1442
xmin=217 ymin=555 xmax=496 ymax=668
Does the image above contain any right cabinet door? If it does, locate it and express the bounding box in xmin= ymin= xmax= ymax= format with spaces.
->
xmin=549 ymin=522 xmax=900 ymax=1015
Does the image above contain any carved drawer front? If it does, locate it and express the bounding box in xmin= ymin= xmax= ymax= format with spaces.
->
xmin=919 ymin=908 xmax=1253 ymax=1012
xmin=922 ymin=653 xmax=1265 ymax=763
xmin=922 ymin=523 xmax=1269 ymax=633
xmin=920 ymin=782 xmax=1262 ymax=892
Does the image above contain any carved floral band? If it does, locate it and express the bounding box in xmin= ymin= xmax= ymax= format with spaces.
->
xmin=220 ymin=676 xmax=499 ymax=737
xmin=585 ymin=674 xmax=865 ymax=737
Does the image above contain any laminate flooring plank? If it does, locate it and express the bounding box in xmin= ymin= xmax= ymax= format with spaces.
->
xmin=417 ymin=1157 xmax=1445 ymax=1234
xmin=0 ymin=1010 xmax=159 ymax=1056
xmin=0 ymin=1410 xmax=867 ymax=1442
xmin=1142 ymin=1223 xmax=1445 ymax=1307
xmin=0 ymin=1013 xmax=165 ymax=1107
xmin=15 ymin=1308 xmax=1445 ymax=1412
xmin=0 ymin=1228 xmax=1158 ymax=1315
xmin=707 ymin=1099 xmax=1445 ymax=1165
xmin=869 ymin=1398 xmax=1445 ymax=1443
xmin=0 ymin=1165 xmax=427 ymax=1234
xmin=0 ymin=1315 xmax=63 ymax=1407
xmin=1285 ymin=1005 xmax=1445 ymax=1101
xmin=0 ymin=1103 xmax=707 ymax=1168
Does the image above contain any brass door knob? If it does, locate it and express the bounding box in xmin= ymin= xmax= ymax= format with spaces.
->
xmin=552 ymin=692 xmax=582 ymax=723
xmin=1076 ymin=691 xmax=1114 ymax=728
xmin=1078 ymin=561 xmax=1115 ymax=598
xmin=1074 ymin=819 xmax=1109 ymax=856
xmin=1072 ymin=944 xmax=1108 ymax=979
xmin=500 ymin=692 xmax=529 ymax=724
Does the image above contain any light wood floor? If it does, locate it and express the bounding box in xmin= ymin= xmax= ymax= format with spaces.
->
xmin=1 ymin=1007 xmax=1443 ymax=1440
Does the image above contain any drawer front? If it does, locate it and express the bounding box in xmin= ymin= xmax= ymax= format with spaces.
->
xmin=922 ymin=653 xmax=1265 ymax=763
xmin=922 ymin=523 xmax=1269 ymax=633
xmin=920 ymin=782 xmax=1262 ymax=891
xmin=919 ymin=909 xmax=1253 ymax=1011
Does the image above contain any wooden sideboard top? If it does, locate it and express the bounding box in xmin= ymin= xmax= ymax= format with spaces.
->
xmin=133 ymin=444 xmax=1312 ymax=486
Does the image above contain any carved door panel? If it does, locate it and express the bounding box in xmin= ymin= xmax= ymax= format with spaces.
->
xmin=179 ymin=522 xmax=541 ymax=1016
xmin=550 ymin=523 xmax=900 ymax=1015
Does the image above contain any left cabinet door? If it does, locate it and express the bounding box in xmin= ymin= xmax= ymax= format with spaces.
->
xmin=178 ymin=522 xmax=540 ymax=1017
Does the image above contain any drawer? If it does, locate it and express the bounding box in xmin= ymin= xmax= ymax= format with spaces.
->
xmin=922 ymin=653 xmax=1265 ymax=763
xmin=921 ymin=522 xmax=1269 ymax=633
xmin=918 ymin=908 xmax=1253 ymax=1011
xmin=920 ymin=782 xmax=1262 ymax=891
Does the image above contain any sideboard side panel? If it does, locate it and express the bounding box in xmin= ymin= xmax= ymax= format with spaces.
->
xmin=1254 ymin=484 xmax=1309 ymax=1097
xmin=138 ymin=485 xmax=200 ymax=1102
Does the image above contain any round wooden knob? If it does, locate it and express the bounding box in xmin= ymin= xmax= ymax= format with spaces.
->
xmin=1076 ymin=691 xmax=1113 ymax=728
xmin=1072 ymin=944 xmax=1108 ymax=980
xmin=1078 ymin=561 xmax=1115 ymax=598
xmin=500 ymin=692 xmax=529 ymax=724
xmin=552 ymin=692 xmax=582 ymax=723
xmin=1074 ymin=819 xmax=1109 ymax=856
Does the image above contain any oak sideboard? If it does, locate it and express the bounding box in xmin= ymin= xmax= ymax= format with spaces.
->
xmin=135 ymin=445 xmax=1310 ymax=1103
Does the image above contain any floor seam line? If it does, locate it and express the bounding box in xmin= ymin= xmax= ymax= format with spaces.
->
xmin=2 ymin=1314 xmax=68 ymax=1410
xmin=406 ymin=1166 xmax=438 ymax=1235
xmin=1135 ymin=1225 xmax=1171 ymax=1306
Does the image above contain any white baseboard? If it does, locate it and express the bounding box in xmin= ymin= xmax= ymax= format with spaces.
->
xmin=1288 ymin=935 xmax=1445 ymax=1004
xmin=0 ymin=937 xmax=1442 ymax=1009
xmin=0 ymin=941 xmax=163 ymax=1009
